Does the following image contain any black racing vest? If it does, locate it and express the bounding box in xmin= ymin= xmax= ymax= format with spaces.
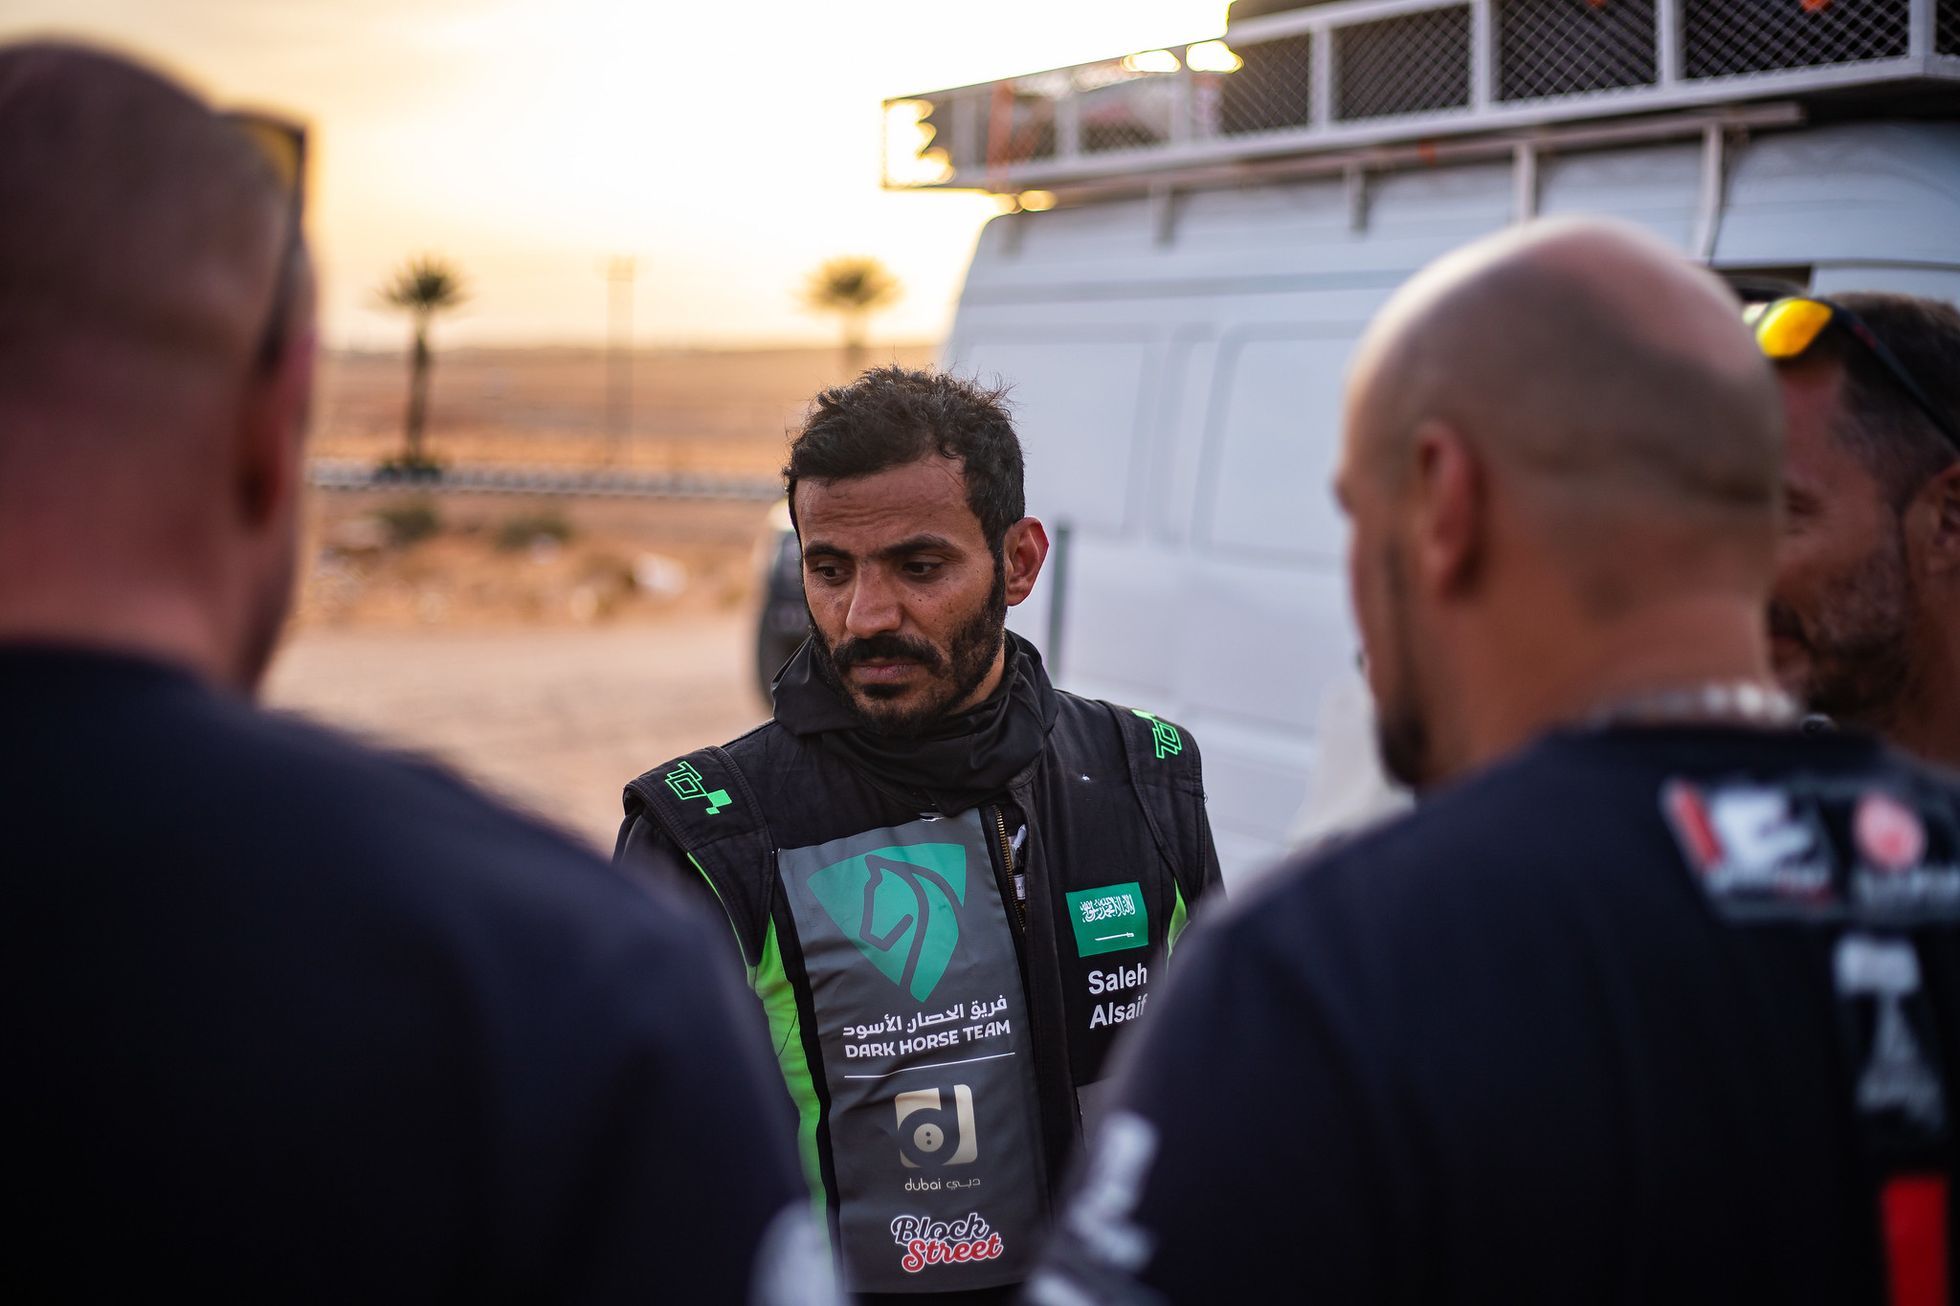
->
xmin=621 ymin=692 xmax=1213 ymax=1295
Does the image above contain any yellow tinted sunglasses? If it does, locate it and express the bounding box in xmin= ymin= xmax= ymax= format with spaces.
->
xmin=1746 ymin=295 xmax=1959 ymax=455
xmin=222 ymin=111 xmax=307 ymax=371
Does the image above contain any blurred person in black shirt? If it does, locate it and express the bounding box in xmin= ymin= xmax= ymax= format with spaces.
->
xmin=0 ymin=42 xmax=827 ymax=1304
xmin=1756 ymin=292 xmax=1960 ymax=768
xmin=1029 ymin=218 xmax=1960 ymax=1304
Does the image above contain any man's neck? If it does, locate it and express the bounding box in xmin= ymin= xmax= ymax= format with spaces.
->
xmin=1450 ymin=594 xmax=1777 ymax=777
xmin=0 ymin=583 xmax=238 ymax=693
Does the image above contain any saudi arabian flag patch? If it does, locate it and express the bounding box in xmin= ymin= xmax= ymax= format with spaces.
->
xmin=1065 ymin=881 xmax=1148 ymax=956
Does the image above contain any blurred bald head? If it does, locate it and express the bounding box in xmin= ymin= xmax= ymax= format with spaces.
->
xmin=0 ymin=42 xmax=298 ymax=411
xmin=0 ymin=41 xmax=315 ymax=692
xmin=1338 ymin=218 xmax=1786 ymax=788
xmin=1349 ymin=217 xmax=1782 ymax=592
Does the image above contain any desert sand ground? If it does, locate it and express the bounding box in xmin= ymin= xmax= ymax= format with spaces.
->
xmin=266 ymin=615 xmax=767 ymax=853
xmin=267 ymin=342 xmax=930 ymax=850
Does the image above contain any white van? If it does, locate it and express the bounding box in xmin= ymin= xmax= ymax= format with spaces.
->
xmin=885 ymin=0 xmax=1960 ymax=882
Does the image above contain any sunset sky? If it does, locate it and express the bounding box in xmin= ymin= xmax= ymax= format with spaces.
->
xmin=1 ymin=0 xmax=1230 ymax=350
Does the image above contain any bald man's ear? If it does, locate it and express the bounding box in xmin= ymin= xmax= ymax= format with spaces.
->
xmin=1409 ymin=420 xmax=1484 ymax=598
xmin=234 ymin=335 xmax=315 ymax=532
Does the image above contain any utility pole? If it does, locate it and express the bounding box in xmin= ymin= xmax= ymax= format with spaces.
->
xmin=605 ymin=256 xmax=635 ymax=464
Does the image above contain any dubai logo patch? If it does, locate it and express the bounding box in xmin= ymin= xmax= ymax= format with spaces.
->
xmin=807 ymin=843 xmax=968 ymax=1002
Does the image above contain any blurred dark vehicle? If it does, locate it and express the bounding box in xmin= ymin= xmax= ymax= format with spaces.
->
xmin=755 ymin=500 xmax=806 ymax=701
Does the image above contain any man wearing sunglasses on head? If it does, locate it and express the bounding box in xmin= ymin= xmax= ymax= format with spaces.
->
xmin=1751 ymin=293 xmax=1960 ymax=768
xmin=0 ymin=42 xmax=830 ymax=1303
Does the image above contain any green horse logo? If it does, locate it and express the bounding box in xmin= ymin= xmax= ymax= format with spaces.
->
xmin=807 ymin=843 xmax=967 ymax=1002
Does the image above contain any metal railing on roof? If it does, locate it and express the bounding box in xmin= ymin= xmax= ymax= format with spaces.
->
xmin=882 ymin=0 xmax=1960 ymax=198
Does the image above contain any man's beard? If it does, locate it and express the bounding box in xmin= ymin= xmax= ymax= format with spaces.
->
xmin=809 ymin=561 xmax=1009 ymax=738
xmin=1768 ymin=528 xmax=1915 ymax=731
xmin=1371 ymin=542 xmax=1434 ymax=790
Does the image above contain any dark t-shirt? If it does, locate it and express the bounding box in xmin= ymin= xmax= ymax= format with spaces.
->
xmin=0 ymin=647 xmax=816 ymax=1303
xmin=1031 ymin=725 xmax=1960 ymax=1304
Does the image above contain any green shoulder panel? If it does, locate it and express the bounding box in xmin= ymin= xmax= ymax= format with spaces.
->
xmin=749 ymin=908 xmax=827 ymax=1227
xmin=1168 ymin=884 xmax=1191 ymax=954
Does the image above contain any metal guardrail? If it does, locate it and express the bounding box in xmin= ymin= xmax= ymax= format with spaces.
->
xmin=883 ymin=0 xmax=1960 ymax=196
xmin=307 ymin=459 xmax=781 ymax=502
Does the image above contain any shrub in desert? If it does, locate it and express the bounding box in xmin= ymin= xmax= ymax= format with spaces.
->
xmin=495 ymin=511 xmax=575 ymax=553
xmin=372 ymin=499 xmax=442 ymax=548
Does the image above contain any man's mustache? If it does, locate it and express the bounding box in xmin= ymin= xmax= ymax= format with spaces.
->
xmin=830 ymin=633 xmax=946 ymax=674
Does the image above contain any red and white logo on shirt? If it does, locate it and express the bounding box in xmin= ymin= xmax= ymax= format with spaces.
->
xmin=1855 ymin=792 xmax=1928 ymax=874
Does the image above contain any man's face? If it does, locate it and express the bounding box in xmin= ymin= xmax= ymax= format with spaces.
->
xmin=1337 ymin=428 xmax=1433 ymax=789
xmin=1768 ymin=362 xmax=1914 ymax=727
xmin=796 ymin=454 xmax=1007 ymax=736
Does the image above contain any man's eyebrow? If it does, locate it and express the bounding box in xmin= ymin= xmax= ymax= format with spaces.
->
xmin=875 ymin=534 xmax=959 ymax=560
xmin=801 ymin=534 xmax=961 ymax=563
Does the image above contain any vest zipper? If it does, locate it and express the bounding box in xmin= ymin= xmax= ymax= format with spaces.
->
xmin=992 ymin=804 xmax=1026 ymax=933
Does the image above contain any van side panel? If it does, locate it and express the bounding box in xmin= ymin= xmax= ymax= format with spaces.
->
xmin=950 ymin=121 xmax=1960 ymax=885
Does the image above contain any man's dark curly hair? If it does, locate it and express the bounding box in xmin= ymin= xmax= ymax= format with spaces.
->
xmin=784 ymin=366 xmax=1024 ymax=554
xmin=1782 ymin=292 xmax=1960 ymax=509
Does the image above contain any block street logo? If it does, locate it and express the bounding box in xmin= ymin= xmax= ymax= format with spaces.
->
xmin=895 ymin=1084 xmax=978 ymax=1169
xmin=808 ymin=844 xmax=967 ymax=1002
xmin=1065 ymin=881 xmax=1149 ymax=957
xmin=890 ymin=1212 xmax=1005 ymax=1275
xmin=663 ymin=761 xmax=732 ymax=815
xmin=1131 ymin=710 xmax=1182 ymax=761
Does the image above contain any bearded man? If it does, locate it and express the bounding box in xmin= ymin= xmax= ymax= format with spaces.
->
xmin=1755 ymin=291 xmax=1960 ymax=767
xmin=615 ymin=366 xmax=1221 ymax=1304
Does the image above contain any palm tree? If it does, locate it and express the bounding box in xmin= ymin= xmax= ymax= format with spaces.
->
xmin=802 ymin=256 xmax=901 ymax=375
xmin=379 ymin=256 xmax=468 ymax=469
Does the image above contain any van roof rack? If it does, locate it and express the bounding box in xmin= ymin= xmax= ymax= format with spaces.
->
xmin=882 ymin=0 xmax=1960 ymax=202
